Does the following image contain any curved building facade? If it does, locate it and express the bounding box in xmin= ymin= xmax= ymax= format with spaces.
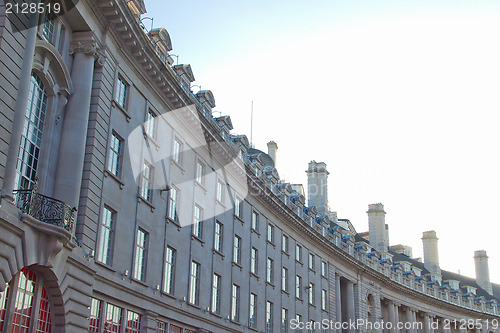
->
xmin=0 ymin=1 xmax=498 ymax=332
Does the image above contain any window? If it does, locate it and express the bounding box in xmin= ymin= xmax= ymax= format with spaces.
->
xmin=173 ymin=138 xmax=182 ymax=164
xmin=296 ymin=275 xmax=302 ymax=299
xmin=105 ymin=303 xmax=122 ymax=333
xmin=133 ymin=229 xmax=148 ymax=281
xmin=252 ymin=211 xmax=259 ymax=231
xmin=57 ymin=24 xmax=65 ymax=53
xmin=125 ymin=310 xmax=141 ymax=333
xmin=42 ymin=11 xmax=55 ymax=44
xmin=15 ymin=74 xmax=47 ymax=190
xmin=322 ymin=289 xmax=327 ymax=311
xmin=97 ymin=206 xmax=114 ymax=265
xmin=282 ymin=235 xmax=289 ymax=253
xmin=233 ymin=235 xmax=241 ymax=265
xmin=115 ymin=76 xmax=128 ymax=109
xmin=214 ymin=221 xmax=223 ymax=252
xmin=211 ymin=274 xmax=221 ymax=315
xmin=88 ymin=298 xmax=101 ymax=332
xmin=266 ymin=258 xmax=274 ymax=284
xmin=308 ymin=283 xmax=315 ymax=305
xmin=267 ymin=224 xmax=275 ymax=243
xmin=167 ymin=187 xmax=178 ymax=221
xmin=296 ymin=245 xmax=302 ymax=262
xmin=189 ymin=261 xmax=200 ymax=305
xmin=196 ymin=160 xmax=205 ymax=185
xmin=235 ymin=197 xmax=242 ymax=218
xmin=216 ymin=180 xmax=224 ymax=202
xmin=249 ymin=293 xmax=257 ymax=329
xmin=107 ymin=132 xmax=123 ymax=177
xmin=296 ymin=314 xmax=302 ymax=333
xmin=281 ymin=308 xmax=288 ymax=333
xmin=0 ymin=269 xmax=54 ymax=332
xmin=282 ymin=267 xmax=288 ymax=292
xmin=266 ymin=301 xmax=273 ymax=333
xmin=140 ymin=162 xmax=152 ymax=201
xmin=163 ymin=246 xmax=176 ymax=294
xmin=145 ymin=110 xmax=156 ymax=138
xmin=321 ymin=261 xmax=327 ymax=277
xmin=231 ymin=284 xmax=240 ymax=322
xmin=308 ymin=253 xmax=315 ymax=270
xmin=250 ymin=247 xmax=258 ymax=275
xmin=192 ymin=205 xmax=203 ymax=239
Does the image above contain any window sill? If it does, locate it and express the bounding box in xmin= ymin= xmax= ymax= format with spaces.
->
xmin=296 ymin=297 xmax=304 ymax=303
xmin=309 ymin=268 xmax=316 ymax=274
xmin=170 ymin=158 xmax=185 ymax=174
xmin=251 ymin=228 xmax=260 ymax=237
xmin=232 ymin=262 xmax=243 ymax=271
xmin=282 ymin=250 xmax=289 ymax=257
xmin=112 ymin=100 xmax=131 ymax=122
xmin=191 ymin=234 xmax=205 ymax=246
xmin=267 ymin=240 xmax=275 ymax=248
xmin=95 ymin=260 xmax=116 ymax=273
xmin=165 ymin=217 xmax=181 ymax=231
xmin=137 ymin=195 xmax=155 ymax=212
xmin=250 ymin=272 xmax=259 ymax=280
xmin=213 ymin=248 xmax=224 ymax=259
xmin=230 ymin=320 xmax=241 ymax=326
xmin=160 ymin=291 xmax=177 ymax=300
xmin=187 ymin=303 xmax=201 ymax=310
xmin=216 ymin=199 xmax=225 ymax=208
xmin=266 ymin=281 xmax=275 ymax=289
xmin=143 ymin=131 xmax=160 ymax=150
xmin=194 ymin=180 xmax=207 ymax=194
xmin=308 ymin=303 xmax=316 ymax=308
xmin=296 ymin=260 xmax=303 ymax=266
xmin=104 ymin=169 xmax=125 ymax=189
xmin=130 ymin=277 xmax=149 ymax=288
xmin=234 ymin=215 xmax=244 ymax=225
xmin=281 ymin=289 xmax=290 ymax=296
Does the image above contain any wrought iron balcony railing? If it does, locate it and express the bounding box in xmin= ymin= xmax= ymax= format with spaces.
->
xmin=13 ymin=188 xmax=76 ymax=236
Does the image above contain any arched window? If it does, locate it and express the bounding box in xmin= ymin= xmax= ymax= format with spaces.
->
xmin=0 ymin=268 xmax=53 ymax=332
xmin=15 ymin=73 xmax=48 ymax=190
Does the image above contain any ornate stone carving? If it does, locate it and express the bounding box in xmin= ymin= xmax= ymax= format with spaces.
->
xmin=69 ymin=39 xmax=98 ymax=56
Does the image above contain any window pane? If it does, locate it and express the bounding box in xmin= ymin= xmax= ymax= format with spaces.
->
xmin=133 ymin=229 xmax=148 ymax=281
xmin=88 ymin=298 xmax=101 ymax=333
xmin=163 ymin=247 xmax=176 ymax=294
xmin=105 ymin=303 xmax=122 ymax=332
xmin=97 ymin=207 xmax=114 ymax=265
xmin=15 ymin=74 xmax=47 ymax=190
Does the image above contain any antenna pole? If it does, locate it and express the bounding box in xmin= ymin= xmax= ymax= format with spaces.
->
xmin=250 ymin=101 xmax=254 ymax=147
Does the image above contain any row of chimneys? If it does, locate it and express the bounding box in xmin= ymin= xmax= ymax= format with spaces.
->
xmin=303 ymin=160 xmax=494 ymax=296
xmin=367 ymin=203 xmax=493 ymax=295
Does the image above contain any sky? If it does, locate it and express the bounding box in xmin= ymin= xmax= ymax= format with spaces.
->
xmin=145 ymin=0 xmax=500 ymax=283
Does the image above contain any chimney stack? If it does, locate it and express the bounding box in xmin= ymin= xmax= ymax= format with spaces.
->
xmin=306 ymin=161 xmax=329 ymax=214
xmin=367 ymin=203 xmax=387 ymax=252
xmin=474 ymin=250 xmax=493 ymax=295
xmin=422 ymin=231 xmax=441 ymax=275
xmin=267 ymin=141 xmax=278 ymax=168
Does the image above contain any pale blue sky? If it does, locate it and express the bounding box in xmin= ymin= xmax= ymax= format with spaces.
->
xmin=145 ymin=0 xmax=500 ymax=282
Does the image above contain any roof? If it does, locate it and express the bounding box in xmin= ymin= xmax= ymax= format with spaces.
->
xmin=248 ymin=148 xmax=274 ymax=167
xmin=355 ymin=234 xmax=499 ymax=301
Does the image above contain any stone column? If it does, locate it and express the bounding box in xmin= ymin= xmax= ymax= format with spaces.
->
xmin=406 ymin=308 xmax=414 ymax=333
xmin=388 ymin=301 xmax=396 ymax=333
xmin=346 ymin=281 xmax=356 ymax=332
xmin=1 ymin=5 xmax=40 ymax=201
xmin=394 ymin=304 xmax=400 ymax=333
xmin=336 ymin=274 xmax=342 ymax=328
xmin=53 ymin=32 xmax=101 ymax=208
xmin=424 ymin=314 xmax=434 ymax=333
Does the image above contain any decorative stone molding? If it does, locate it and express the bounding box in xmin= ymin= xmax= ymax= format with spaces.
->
xmin=69 ymin=31 xmax=107 ymax=67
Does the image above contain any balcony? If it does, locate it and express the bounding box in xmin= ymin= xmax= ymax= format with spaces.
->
xmin=13 ymin=188 xmax=76 ymax=236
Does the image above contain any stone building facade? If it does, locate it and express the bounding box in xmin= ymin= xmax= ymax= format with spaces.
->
xmin=0 ymin=0 xmax=498 ymax=332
